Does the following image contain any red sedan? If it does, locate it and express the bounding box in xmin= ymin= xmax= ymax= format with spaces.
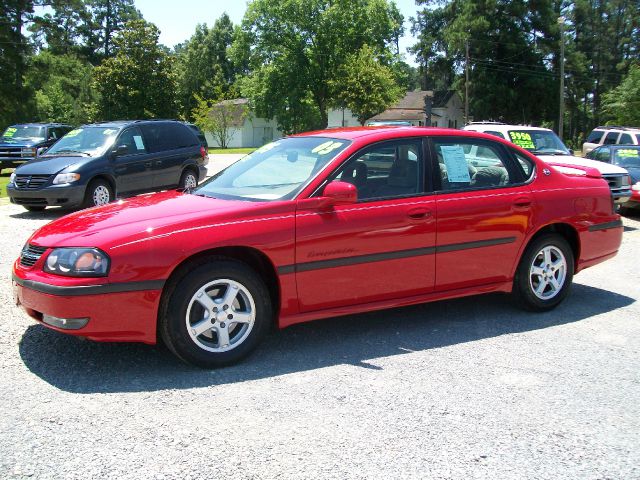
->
xmin=13 ymin=128 xmax=623 ymax=367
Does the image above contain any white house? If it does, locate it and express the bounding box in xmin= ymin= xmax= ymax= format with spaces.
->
xmin=367 ymin=90 xmax=465 ymax=128
xmin=205 ymin=98 xmax=282 ymax=149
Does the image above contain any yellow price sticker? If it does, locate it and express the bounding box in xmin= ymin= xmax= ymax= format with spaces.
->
xmin=255 ymin=141 xmax=279 ymax=154
xmin=617 ymin=149 xmax=639 ymax=158
xmin=312 ymin=141 xmax=344 ymax=155
xmin=66 ymin=129 xmax=82 ymax=137
xmin=3 ymin=127 xmax=17 ymax=137
xmin=509 ymin=131 xmax=535 ymax=150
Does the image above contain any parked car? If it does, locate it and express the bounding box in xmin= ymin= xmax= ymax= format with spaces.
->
xmin=583 ymin=126 xmax=640 ymax=156
xmin=463 ymin=122 xmax=632 ymax=203
xmin=13 ymin=127 xmax=623 ymax=367
xmin=586 ymin=145 xmax=640 ymax=211
xmin=7 ymin=120 xmax=208 ymax=211
xmin=0 ymin=123 xmax=72 ymax=174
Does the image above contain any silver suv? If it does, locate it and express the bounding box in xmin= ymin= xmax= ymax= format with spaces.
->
xmin=583 ymin=126 xmax=640 ymax=156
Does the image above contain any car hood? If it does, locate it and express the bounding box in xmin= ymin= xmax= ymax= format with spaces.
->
xmin=28 ymin=190 xmax=294 ymax=250
xmin=0 ymin=138 xmax=44 ymax=148
xmin=13 ymin=155 xmax=86 ymax=175
xmin=537 ymin=154 xmax=629 ymax=175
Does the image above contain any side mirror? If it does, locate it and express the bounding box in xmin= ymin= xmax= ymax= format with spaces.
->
xmin=569 ymin=149 xmax=574 ymax=155
xmin=322 ymin=181 xmax=358 ymax=205
xmin=36 ymin=147 xmax=48 ymax=157
xmin=112 ymin=144 xmax=129 ymax=157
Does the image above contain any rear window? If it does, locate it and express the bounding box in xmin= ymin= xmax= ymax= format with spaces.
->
xmin=618 ymin=133 xmax=633 ymax=144
xmin=586 ymin=129 xmax=604 ymax=143
xmin=140 ymin=122 xmax=199 ymax=153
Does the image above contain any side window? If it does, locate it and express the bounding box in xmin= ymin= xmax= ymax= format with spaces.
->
xmin=586 ymin=130 xmax=604 ymax=143
xmin=333 ymin=141 xmax=422 ymax=201
xmin=603 ymin=132 xmax=619 ymax=145
xmin=115 ymin=127 xmax=146 ymax=155
xmin=434 ymin=139 xmax=511 ymax=191
xmin=618 ymin=133 xmax=632 ymax=144
xmin=47 ymin=128 xmax=57 ymax=140
xmin=595 ymin=147 xmax=611 ymax=162
xmin=513 ymin=152 xmax=535 ymax=181
xmin=140 ymin=123 xmax=198 ymax=153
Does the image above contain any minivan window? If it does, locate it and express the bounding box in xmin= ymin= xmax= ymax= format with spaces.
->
xmin=46 ymin=126 xmax=119 ymax=157
xmin=140 ymin=123 xmax=198 ymax=153
xmin=586 ymin=130 xmax=604 ymax=143
xmin=2 ymin=125 xmax=45 ymax=140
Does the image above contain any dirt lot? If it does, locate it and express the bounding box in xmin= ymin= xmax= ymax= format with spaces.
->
xmin=1 ymin=201 xmax=639 ymax=479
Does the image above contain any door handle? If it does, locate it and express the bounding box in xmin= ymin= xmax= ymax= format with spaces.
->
xmin=144 ymin=162 xmax=152 ymax=167
xmin=513 ymin=197 xmax=532 ymax=208
xmin=407 ymin=207 xmax=433 ymax=220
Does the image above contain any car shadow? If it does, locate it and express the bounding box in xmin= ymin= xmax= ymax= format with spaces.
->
xmin=9 ymin=208 xmax=69 ymax=220
xmin=19 ymin=283 xmax=635 ymax=394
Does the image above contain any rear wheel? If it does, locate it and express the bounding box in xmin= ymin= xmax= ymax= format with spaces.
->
xmin=513 ymin=234 xmax=574 ymax=311
xmin=179 ymin=169 xmax=198 ymax=190
xmin=160 ymin=259 xmax=272 ymax=368
xmin=24 ymin=205 xmax=46 ymax=212
xmin=83 ymin=179 xmax=113 ymax=209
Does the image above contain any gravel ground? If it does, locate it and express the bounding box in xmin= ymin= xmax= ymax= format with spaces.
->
xmin=0 ymin=190 xmax=639 ymax=479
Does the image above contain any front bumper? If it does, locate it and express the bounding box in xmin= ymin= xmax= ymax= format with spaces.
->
xmin=12 ymin=272 xmax=162 ymax=344
xmin=612 ymin=188 xmax=632 ymax=204
xmin=8 ymin=183 xmax=86 ymax=208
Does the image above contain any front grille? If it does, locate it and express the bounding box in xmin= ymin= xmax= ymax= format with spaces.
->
xmin=602 ymin=174 xmax=631 ymax=196
xmin=20 ymin=245 xmax=48 ymax=267
xmin=14 ymin=175 xmax=52 ymax=189
xmin=0 ymin=147 xmax=22 ymax=159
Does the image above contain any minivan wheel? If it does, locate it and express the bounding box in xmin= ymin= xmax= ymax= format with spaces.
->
xmin=83 ymin=179 xmax=113 ymax=209
xmin=160 ymin=259 xmax=272 ymax=368
xmin=179 ymin=169 xmax=198 ymax=190
xmin=513 ymin=234 xmax=574 ymax=311
xmin=24 ymin=206 xmax=46 ymax=212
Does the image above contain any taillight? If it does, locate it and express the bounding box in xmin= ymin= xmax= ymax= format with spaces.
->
xmin=200 ymin=146 xmax=207 ymax=159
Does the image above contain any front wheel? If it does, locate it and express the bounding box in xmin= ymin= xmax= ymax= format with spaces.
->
xmin=513 ymin=234 xmax=574 ymax=311
xmin=82 ymin=179 xmax=113 ymax=209
xmin=160 ymin=259 xmax=272 ymax=368
xmin=24 ymin=205 xmax=46 ymax=212
xmin=179 ymin=169 xmax=198 ymax=190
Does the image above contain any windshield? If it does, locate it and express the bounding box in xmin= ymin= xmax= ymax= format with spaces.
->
xmin=2 ymin=125 xmax=45 ymax=141
xmin=45 ymin=126 xmax=120 ymax=157
xmin=193 ymin=137 xmax=351 ymax=201
xmin=507 ymin=130 xmax=570 ymax=155
xmin=613 ymin=148 xmax=640 ymax=168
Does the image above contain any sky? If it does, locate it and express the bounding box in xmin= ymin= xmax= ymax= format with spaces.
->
xmin=134 ymin=0 xmax=422 ymax=65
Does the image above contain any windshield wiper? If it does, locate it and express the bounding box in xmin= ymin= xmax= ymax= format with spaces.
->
xmin=532 ymin=149 xmax=569 ymax=156
xmin=50 ymin=149 xmax=91 ymax=156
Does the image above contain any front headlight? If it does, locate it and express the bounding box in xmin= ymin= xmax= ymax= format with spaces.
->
xmin=52 ymin=173 xmax=81 ymax=185
xmin=9 ymin=172 xmax=16 ymax=184
xmin=21 ymin=147 xmax=36 ymax=157
xmin=44 ymin=248 xmax=110 ymax=277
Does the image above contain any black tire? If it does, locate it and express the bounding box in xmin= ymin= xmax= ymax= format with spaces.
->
xmin=513 ymin=234 xmax=574 ymax=311
xmin=159 ymin=259 xmax=272 ymax=368
xmin=82 ymin=179 xmax=113 ymax=209
xmin=178 ymin=169 xmax=198 ymax=190
xmin=24 ymin=205 xmax=46 ymax=212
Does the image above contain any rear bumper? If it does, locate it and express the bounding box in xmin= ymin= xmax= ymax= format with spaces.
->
xmin=8 ymin=183 xmax=86 ymax=208
xmin=12 ymin=272 xmax=161 ymax=344
xmin=198 ymin=164 xmax=208 ymax=181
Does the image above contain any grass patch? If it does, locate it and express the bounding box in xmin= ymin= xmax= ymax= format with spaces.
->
xmin=208 ymin=147 xmax=255 ymax=155
xmin=0 ymin=169 xmax=13 ymax=199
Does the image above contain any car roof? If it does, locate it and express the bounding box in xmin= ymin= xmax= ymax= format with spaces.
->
xmin=293 ymin=126 xmax=495 ymax=141
xmin=464 ymin=123 xmax=552 ymax=132
xmin=9 ymin=123 xmax=71 ymax=127
xmin=80 ymin=119 xmax=186 ymax=129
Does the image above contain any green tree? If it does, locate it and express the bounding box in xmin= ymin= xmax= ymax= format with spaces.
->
xmin=29 ymin=0 xmax=91 ymax=56
xmin=83 ymin=0 xmax=141 ymax=63
xmin=26 ymin=51 xmax=97 ymax=124
xmin=330 ymin=45 xmax=403 ymax=125
xmin=602 ymin=65 xmax=640 ymax=126
xmin=175 ymin=13 xmax=238 ymax=119
xmin=0 ymin=0 xmax=34 ymax=128
xmin=93 ymin=19 xmax=178 ymax=120
xmin=192 ymin=95 xmax=248 ymax=148
xmin=239 ymin=0 xmax=403 ymax=133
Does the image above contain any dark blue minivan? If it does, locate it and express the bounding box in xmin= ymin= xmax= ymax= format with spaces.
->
xmin=7 ymin=120 xmax=208 ymax=211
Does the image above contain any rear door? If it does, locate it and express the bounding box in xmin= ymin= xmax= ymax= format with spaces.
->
xmin=295 ymin=138 xmax=437 ymax=312
xmin=112 ymin=126 xmax=154 ymax=193
xmin=431 ymin=137 xmax=535 ymax=291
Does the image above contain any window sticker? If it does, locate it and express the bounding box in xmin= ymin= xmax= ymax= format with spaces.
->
xmin=508 ymin=131 xmax=535 ymax=150
xmin=312 ymin=141 xmax=343 ymax=155
xmin=617 ymin=149 xmax=639 ymax=158
xmin=103 ymin=129 xmax=118 ymax=136
xmin=255 ymin=141 xmax=279 ymax=154
xmin=66 ymin=129 xmax=82 ymax=137
xmin=3 ymin=127 xmax=17 ymax=137
xmin=133 ymin=135 xmax=145 ymax=150
xmin=441 ymin=145 xmax=471 ymax=183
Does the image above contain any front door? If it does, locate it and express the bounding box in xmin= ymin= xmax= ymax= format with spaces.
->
xmin=295 ymin=139 xmax=437 ymax=312
xmin=112 ymin=126 xmax=154 ymax=194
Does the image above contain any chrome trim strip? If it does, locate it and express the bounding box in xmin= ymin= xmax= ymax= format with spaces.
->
xmin=588 ymin=219 xmax=623 ymax=232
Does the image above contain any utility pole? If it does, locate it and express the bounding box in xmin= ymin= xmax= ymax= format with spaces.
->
xmin=465 ymin=40 xmax=470 ymax=125
xmin=558 ymin=17 xmax=565 ymax=139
